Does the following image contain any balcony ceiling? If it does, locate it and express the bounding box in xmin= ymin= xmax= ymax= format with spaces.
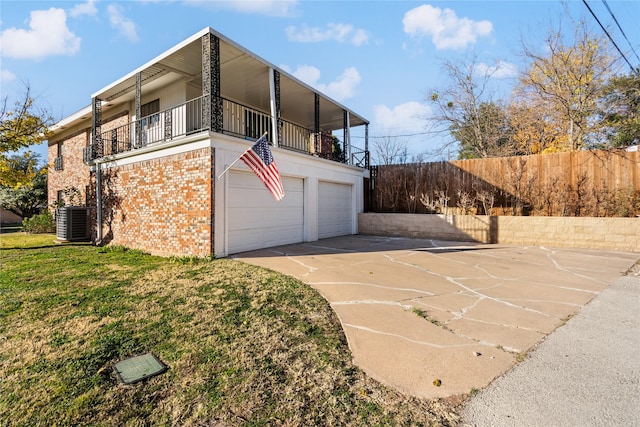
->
xmin=94 ymin=27 xmax=367 ymax=132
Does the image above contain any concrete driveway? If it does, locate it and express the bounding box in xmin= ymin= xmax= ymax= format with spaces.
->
xmin=233 ymin=235 xmax=638 ymax=399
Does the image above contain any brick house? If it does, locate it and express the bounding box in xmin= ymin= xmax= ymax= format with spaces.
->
xmin=47 ymin=27 xmax=369 ymax=257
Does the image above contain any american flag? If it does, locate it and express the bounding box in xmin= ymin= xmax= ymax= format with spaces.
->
xmin=240 ymin=134 xmax=285 ymax=201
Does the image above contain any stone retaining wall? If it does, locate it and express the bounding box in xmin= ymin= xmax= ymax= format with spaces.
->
xmin=358 ymin=213 xmax=640 ymax=252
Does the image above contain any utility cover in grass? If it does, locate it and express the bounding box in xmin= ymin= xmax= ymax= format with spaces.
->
xmin=113 ymin=353 xmax=167 ymax=384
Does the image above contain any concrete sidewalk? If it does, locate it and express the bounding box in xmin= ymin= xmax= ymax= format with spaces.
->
xmin=461 ymin=273 xmax=640 ymax=426
xmin=233 ymin=235 xmax=639 ymax=399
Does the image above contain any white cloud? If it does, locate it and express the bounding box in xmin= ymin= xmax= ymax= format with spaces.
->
xmin=403 ymin=4 xmax=492 ymax=50
xmin=373 ymin=102 xmax=431 ymax=133
xmin=319 ymin=67 xmax=361 ymax=100
xmin=475 ymin=60 xmax=517 ymax=78
xmin=288 ymin=64 xmax=321 ymax=85
xmin=287 ymin=65 xmax=361 ymax=101
xmin=350 ymin=29 xmax=369 ymax=47
xmin=0 ymin=8 xmax=81 ymax=60
xmin=69 ymin=0 xmax=98 ymax=18
xmin=107 ymin=4 xmax=139 ymax=42
xmin=1 ymin=69 xmax=16 ymax=84
xmin=286 ymin=23 xmax=369 ymax=46
xmin=184 ymin=0 xmax=298 ymax=17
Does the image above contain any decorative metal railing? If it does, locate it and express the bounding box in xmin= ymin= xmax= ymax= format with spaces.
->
xmin=54 ymin=156 xmax=64 ymax=171
xmin=350 ymin=148 xmax=369 ymax=168
xmin=83 ymin=95 xmax=368 ymax=168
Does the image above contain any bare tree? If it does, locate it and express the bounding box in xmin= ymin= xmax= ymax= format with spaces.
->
xmin=375 ymin=165 xmax=404 ymax=212
xmin=475 ymin=188 xmax=495 ymax=215
xmin=456 ymin=189 xmax=476 ymax=214
xmin=427 ymin=57 xmax=516 ymax=159
xmin=372 ymin=135 xmax=409 ymax=165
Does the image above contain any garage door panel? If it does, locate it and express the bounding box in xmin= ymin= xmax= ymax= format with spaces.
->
xmin=228 ymin=171 xmax=304 ymax=254
xmin=318 ymin=181 xmax=352 ymax=239
xmin=229 ymin=225 xmax=302 ymax=250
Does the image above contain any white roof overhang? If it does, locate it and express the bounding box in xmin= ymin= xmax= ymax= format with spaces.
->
xmin=91 ymin=27 xmax=368 ymax=132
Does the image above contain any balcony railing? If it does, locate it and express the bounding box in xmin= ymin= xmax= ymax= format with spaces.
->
xmin=350 ymin=148 xmax=370 ymax=168
xmin=54 ymin=156 xmax=64 ymax=171
xmin=84 ymin=95 xmax=367 ymax=168
xmin=221 ymin=98 xmax=313 ymax=154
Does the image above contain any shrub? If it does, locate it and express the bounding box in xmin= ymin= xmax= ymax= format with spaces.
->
xmin=22 ymin=210 xmax=55 ymax=234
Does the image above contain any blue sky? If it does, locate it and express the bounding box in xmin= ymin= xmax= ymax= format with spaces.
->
xmin=1 ymin=0 xmax=639 ymax=163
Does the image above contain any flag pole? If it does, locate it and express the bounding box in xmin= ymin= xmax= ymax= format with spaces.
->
xmin=217 ymin=132 xmax=268 ymax=180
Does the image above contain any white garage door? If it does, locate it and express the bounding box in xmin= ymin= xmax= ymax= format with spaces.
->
xmin=318 ymin=181 xmax=353 ymax=239
xmin=227 ymin=171 xmax=304 ymax=254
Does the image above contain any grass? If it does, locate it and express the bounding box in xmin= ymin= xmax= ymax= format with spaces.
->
xmin=0 ymin=233 xmax=461 ymax=426
xmin=411 ymin=307 xmax=450 ymax=331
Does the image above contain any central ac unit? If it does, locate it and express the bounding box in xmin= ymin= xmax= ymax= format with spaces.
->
xmin=56 ymin=207 xmax=91 ymax=241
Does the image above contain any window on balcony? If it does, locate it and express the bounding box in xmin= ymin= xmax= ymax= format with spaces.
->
xmin=137 ymin=99 xmax=160 ymax=146
xmin=54 ymin=141 xmax=64 ymax=170
xmin=140 ymin=99 xmax=160 ymax=128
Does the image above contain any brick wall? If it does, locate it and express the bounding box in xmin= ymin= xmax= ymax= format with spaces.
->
xmin=99 ymin=147 xmax=214 ymax=257
xmin=47 ymin=112 xmax=130 ymax=208
xmin=358 ymin=213 xmax=640 ymax=252
xmin=48 ymin=130 xmax=91 ymax=208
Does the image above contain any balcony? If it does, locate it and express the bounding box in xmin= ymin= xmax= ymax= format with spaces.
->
xmin=84 ymin=95 xmax=368 ymax=167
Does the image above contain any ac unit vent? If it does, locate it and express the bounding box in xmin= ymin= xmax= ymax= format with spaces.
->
xmin=56 ymin=207 xmax=90 ymax=241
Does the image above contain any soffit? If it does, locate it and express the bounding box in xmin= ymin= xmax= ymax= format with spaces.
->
xmin=92 ymin=28 xmax=368 ymax=132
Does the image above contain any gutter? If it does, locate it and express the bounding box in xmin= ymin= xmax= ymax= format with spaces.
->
xmin=94 ymin=159 xmax=103 ymax=244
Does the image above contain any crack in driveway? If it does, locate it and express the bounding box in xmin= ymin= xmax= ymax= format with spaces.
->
xmin=234 ymin=235 xmax=639 ymax=398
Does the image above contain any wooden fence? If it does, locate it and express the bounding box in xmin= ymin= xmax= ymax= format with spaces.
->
xmin=368 ymin=149 xmax=640 ymax=217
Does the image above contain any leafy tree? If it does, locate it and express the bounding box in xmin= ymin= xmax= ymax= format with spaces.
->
xmin=428 ymin=58 xmax=516 ymax=159
xmin=508 ymin=99 xmax=568 ymax=154
xmin=0 ymin=151 xmax=40 ymax=189
xmin=0 ymin=84 xmax=52 ymax=187
xmin=0 ymin=155 xmax=48 ymax=219
xmin=597 ymin=72 xmax=640 ymax=148
xmin=451 ymin=101 xmax=514 ymax=159
xmin=331 ymin=135 xmax=344 ymax=162
xmin=517 ymin=21 xmax=613 ymax=151
xmin=0 ymin=85 xmax=51 ymax=152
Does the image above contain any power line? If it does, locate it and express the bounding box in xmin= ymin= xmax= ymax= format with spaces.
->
xmin=351 ymin=130 xmax=443 ymax=139
xmin=582 ymin=0 xmax=636 ymax=73
xmin=601 ymin=0 xmax=640 ymax=64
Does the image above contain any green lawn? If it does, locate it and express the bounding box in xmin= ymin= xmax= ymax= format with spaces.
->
xmin=0 ymin=234 xmax=460 ymax=426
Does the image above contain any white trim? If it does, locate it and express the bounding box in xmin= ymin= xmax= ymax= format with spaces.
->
xmin=98 ymin=132 xmax=212 ymax=168
xmin=50 ymin=105 xmax=92 ymax=132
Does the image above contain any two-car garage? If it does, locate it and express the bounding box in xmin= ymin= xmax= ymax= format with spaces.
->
xmin=225 ymin=170 xmax=355 ymax=255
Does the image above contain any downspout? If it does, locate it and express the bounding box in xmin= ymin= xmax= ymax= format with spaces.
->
xmin=95 ymin=160 xmax=103 ymax=243
xmin=91 ymin=96 xmax=103 ymax=244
